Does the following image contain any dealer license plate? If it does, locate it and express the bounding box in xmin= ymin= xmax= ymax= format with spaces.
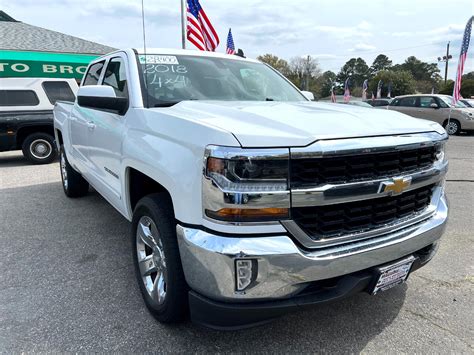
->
xmin=372 ymin=256 xmax=416 ymax=295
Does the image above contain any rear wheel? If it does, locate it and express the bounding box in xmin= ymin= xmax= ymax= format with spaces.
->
xmin=22 ymin=133 xmax=57 ymax=164
xmin=132 ymin=193 xmax=188 ymax=323
xmin=60 ymin=147 xmax=89 ymax=197
xmin=444 ymin=119 xmax=461 ymax=135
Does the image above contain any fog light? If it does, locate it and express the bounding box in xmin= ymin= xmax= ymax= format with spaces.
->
xmin=235 ymin=259 xmax=257 ymax=291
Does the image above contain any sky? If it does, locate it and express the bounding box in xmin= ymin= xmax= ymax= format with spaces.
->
xmin=2 ymin=0 xmax=473 ymax=80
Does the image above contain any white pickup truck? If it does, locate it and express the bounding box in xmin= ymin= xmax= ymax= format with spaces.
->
xmin=54 ymin=48 xmax=449 ymax=329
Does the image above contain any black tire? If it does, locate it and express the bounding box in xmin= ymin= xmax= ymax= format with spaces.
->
xmin=132 ymin=193 xmax=188 ymax=323
xmin=444 ymin=119 xmax=461 ymax=135
xmin=59 ymin=146 xmax=89 ymax=198
xmin=21 ymin=133 xmax=57 ymax=164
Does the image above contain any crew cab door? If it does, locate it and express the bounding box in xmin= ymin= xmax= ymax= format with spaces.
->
xmin=70 ymin=61 xmax=106 ymax=167
xmin=86 ymin=55 xmax=130 ymax=205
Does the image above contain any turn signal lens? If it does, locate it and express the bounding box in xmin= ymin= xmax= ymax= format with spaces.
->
xmin=205 ymin=207 xmax=289 ymax=222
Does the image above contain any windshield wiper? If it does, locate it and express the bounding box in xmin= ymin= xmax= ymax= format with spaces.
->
xmin=265 ymin=97 xmax=275 ymax=101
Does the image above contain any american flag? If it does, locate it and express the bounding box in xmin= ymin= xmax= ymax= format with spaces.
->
xmin=226 ymin=28 xmax=235 ymax=54
xmin=452 ymin=16 xmax=473 ymax=105
xmin=362 ymin=79 xmax=368 ymax=100
xmin=186 ymin=0 xmax=219 ymax=51
xmin=343 ymin=78 xmax=351 ymax=102
xmin=376 ymin=80 xmax=383 ymax=99
xmin=330 ymin=85 xmax=336 ymax=103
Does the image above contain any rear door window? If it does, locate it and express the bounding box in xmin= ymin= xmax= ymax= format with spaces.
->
xmin=398 ymin=97 xmax=417 ymax=107
xmin=0 ymin=90 xmax=40 ymax=106
xmin=42 ymin=81 xmax=76 ymax=104
xmin=83 ymin=61 xmax=105 ymax=86
xmin=418 ymin=96 xmax=436 ymax=108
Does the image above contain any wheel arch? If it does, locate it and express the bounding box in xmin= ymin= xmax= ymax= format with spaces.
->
xmin=442 ymin=118 xmax=461 ymax=128
xmin=16 ymin=124 xmax=54 ymax=147
xmin=125 ymin=167 xmax=175 ymax=218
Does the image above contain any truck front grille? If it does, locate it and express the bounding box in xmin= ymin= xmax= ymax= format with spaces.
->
xmin=292 ymin=184 xmax=435 ymax=240
xmin=290 ymin=146 xmax=437 ymax=188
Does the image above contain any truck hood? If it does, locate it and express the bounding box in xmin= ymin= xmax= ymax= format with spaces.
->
xmin=153 ymin=101 xmax=443 ymax=147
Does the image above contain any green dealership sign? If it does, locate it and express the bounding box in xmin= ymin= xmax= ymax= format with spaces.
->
xmin=0 ymin=50 xmax=99 ymax=79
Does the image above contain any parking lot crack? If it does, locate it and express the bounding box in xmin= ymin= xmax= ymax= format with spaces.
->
xmin=404 ymin=309 xmax=474 ymax=349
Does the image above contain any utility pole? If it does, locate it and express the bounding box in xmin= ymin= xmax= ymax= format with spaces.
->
xmin=438 ymin=42 xmax=452 ymax=84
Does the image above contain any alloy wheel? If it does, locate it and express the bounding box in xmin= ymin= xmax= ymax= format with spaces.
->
xmin=60 ymin=152 xmax=68 ymax=190
xmin=446 ymin=121 xmax=458 ymax=135
xmin=136 ymin=216 xmax=167 ymax=305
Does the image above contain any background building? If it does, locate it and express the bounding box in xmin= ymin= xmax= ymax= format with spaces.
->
xmin=0 ymin=10 xmax=115 ymax=82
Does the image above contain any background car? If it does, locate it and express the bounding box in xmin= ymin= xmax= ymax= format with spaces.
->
xmin=459 ymin=98 xmax=474 ymax=108
xmin=365 ymin=98 xmax=392 ymax=107
xmin=387 ymin=94 xmax=474 ymax=135
xmin=339 ymin=101 xmax=374 ymax=108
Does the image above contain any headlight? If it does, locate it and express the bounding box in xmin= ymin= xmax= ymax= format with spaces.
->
xmin=435 ymin=141 xmax=446 ymax=163
xmin=203 ymin=146 xmax=290 ymax=223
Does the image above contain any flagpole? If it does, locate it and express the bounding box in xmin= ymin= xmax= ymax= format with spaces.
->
xmin=180 ymin=0 xmax=186 ymax=49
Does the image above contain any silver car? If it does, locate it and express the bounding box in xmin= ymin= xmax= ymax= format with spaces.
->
xmin=387 ymin=94 xmax=474 ymax=135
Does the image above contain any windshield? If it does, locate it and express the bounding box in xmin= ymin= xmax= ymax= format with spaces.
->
xmin=438 ymin=95 xmax=467 ymax=108
xmin=138 ymin=54 xmax=306 ymax=107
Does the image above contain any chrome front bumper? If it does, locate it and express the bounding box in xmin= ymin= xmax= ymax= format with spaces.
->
xmin=177 ymin=193 xmax=448 ymax=302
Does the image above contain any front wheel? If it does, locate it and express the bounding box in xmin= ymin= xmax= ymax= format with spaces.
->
xmin=132 ymin=193 xmax=188 ymax=323
xmin=445 ymin=119 xmax=461 ymax=135
xmin=22 ymin=133 xmax=57 ymax=164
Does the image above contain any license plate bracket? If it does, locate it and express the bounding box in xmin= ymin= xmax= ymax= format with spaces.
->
xmin=371 ymin=256 xmax=416 ymax=295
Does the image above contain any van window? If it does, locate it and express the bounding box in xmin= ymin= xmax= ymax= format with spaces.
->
xmin=83 ymin=61 xmax=105 ymax=86
xmin=42 ymin=81 xmax=76 ymax=104
xmin=102 ymin=57 xmax=128 ymax=98
xmin=0 ymin=90 xmax=40 ymax=106
xmin=418 ymin=96 xmax=437 ymax=108
xmin=398 ymin=97 xmax=417 ymax=107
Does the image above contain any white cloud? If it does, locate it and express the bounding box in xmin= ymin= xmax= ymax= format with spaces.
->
xmin=349 ymin=43 xmax=376 ymax=52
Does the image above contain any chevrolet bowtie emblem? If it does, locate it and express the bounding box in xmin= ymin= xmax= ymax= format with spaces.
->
xmin=378 ymin=177 xmax=412 ymax=195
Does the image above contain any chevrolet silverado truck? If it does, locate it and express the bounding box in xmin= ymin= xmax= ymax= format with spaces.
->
xmin=53 ymin=49 xmax=449 ymax=329
xmin=1 ymin=78 xmax=78 ymax=164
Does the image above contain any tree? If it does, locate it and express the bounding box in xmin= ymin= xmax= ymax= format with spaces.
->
xmin=393 ymin=56 xmax=440 ymax=82
xmin=315 ymin=70 xmax=337 ymax=98
xmin=288 ymin=55 xmax=321 ymax=90
xmin=368 ymin=70 xmax=416 ymax=97
xmin=462 ymin=71 xmax=474 ymax=80
xmin=439 ymin=79 xmax=474 ymax=98
xmin=369 ymin=54 xmax=392 ymax=76
xmin=336 ymin=57 xmax=369 ymax=89
xmin=256 ymin=54 xmax=291 ymax=77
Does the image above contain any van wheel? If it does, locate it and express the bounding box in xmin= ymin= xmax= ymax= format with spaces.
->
xmin=22 ymin=133 xmax=57 ymax=164
xmin=444 ymin=119 xmax=461 ymax=135
xmin=60 ymin=147 xmax=89 ymax=197
xmin=132 ymin=193 xmax=188 ymax=323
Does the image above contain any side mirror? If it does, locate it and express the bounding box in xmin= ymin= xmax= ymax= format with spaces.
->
xmin=430 ymin=103 xmax=439 ymax=109
xmin=77 ymin=85 xmax=129 ymax=115
xmin=301 ymin=91 xmax=315 ymax=101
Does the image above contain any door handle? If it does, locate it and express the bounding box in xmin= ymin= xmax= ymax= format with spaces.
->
xmin=87 ymin=121 xmax=96 ymax=130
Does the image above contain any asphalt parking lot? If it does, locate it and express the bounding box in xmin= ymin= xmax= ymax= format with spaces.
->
xmin=0 ymin=135 xmax=473 ymax=353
